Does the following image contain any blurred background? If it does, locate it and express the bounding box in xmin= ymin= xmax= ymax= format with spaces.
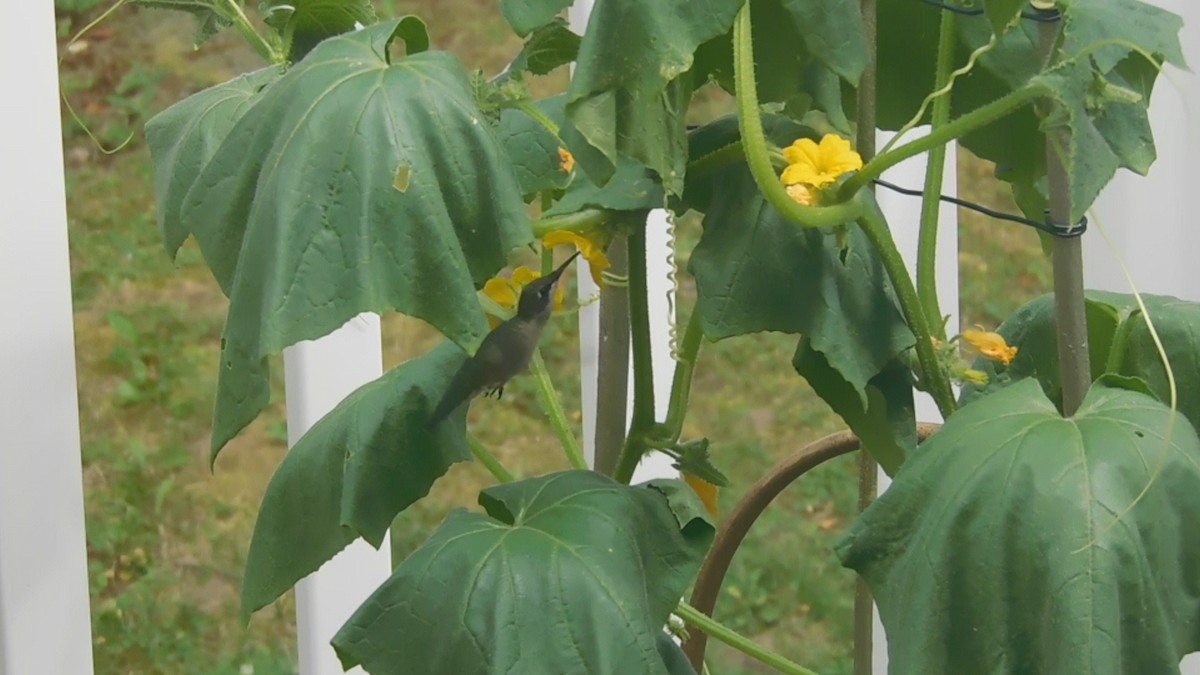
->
xmin=55 ymin=1 xmax=1050 ymax=673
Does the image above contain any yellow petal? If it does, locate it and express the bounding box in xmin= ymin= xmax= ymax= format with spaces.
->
xmin=781 ymin=137 xmax=821 ymax=167
xmin=542 ymin=230 xmax=611 ymax=287
xmin=785 ymin=183 xmax=815 ymax=205
xmin=683 ymin=472 xmax=720 ymax=518
xmin=781 ymin=162 xmax=827 ymax=187
xmin=961 ymin=329 xmax=1018 ymax=365
xmin=558 ymin=147 xmax=575 ymax=173
xmin=482 ymin=277 xmax=518 ymax=308
xmin=511 ymin=265 xmax=541 ymax=287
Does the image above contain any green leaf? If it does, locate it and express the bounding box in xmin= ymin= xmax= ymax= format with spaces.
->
xmin=505 ymin=18 xmax=580 ymax=77
xmin=656 ymin=633 xmax=700 ymax=675
xmin=262 ymin=0 xmax=380 ymax=62
xmin=1060 ymin=0 xmax=1187 ymax=73
xmin=500 ymin=0 xmax=574 ymax=36
xmin=495 ymin=97 xmax=573 ymax=199
xmin=687 ymin=167 xmax=914 ymax=403
xmin=241 ymin=342 xmax=472 ymax=619
xmin=961 ymin=291 xmax=1200 ymax=438
xmin=145 ymin=66 xmax=282 ymax=256
xmin=1031 ymin=59 xmax=1158 ymax=223
xmin=983 ymin=0 xmax=1027 ymax=34
xmin=778 ymin=0 xmax=867 ymax=84
xmin=793 ymin=341 xmax=914 ymax=476
xmin=132 ymin=0 xmax=231 ymax=47
xmin=177 ymin=20 xmax=531 ymax=459
xmin=838 ymin=380 xmax=1200 ymax=673
xmin=331 ymin=471 xmax=715 ymax=674
xmin=566 ymin=0 xmax=741 ymax=192
xmin=544 ymin=155 xmax=665 ymax=217
xmin=959 ymin=293 xmax=1119 ymax=409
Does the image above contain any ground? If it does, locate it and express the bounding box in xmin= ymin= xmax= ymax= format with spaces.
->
xmin=54 ymin=3 xmax=1049 ymax=673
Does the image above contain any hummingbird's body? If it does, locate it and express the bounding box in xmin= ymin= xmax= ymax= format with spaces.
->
xmin=428 ymin=253 xmax=578 ymax=426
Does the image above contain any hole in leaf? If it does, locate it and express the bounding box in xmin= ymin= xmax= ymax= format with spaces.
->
xmin=394 ymin=164 xmax=411 ymax=192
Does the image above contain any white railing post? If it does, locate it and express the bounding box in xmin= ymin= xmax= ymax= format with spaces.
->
xmin=873 ymin=132 xmax=960 ymax=673
xmin=283 ymin=314 xmax=388 ymax=675
xmin=1085 ymin=2 xmax=1199 ymax=671
xmin=570 ymin=1 xmax=677 ymax=481
xmin=0 ymin=2 xmax=96 ymax=674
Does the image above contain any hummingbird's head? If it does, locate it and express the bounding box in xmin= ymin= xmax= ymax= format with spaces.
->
xmin=516 ymin=252 xmax=580 ymax=319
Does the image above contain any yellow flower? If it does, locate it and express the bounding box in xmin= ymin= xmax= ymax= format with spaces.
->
xmin=785 ymin=183 xmax=815 ymax=206
xmin=961 ymin=329 xmax=1018 ymax=365
xmin=780 ymin=134 xmax=863 ymax=189
xmin=480 ymin=265 xmax=565 ymax=328
xmin=683 ymin=472 xmax=720 ymax=518
xmin=558 ymin=147 xmax=575 ymax=173
xmin=542 ymin=230 xmax=611 ymax=287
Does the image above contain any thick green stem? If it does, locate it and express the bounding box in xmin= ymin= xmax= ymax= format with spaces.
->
xmin=733 ymin=6 xmax=864 ymax=229
xmin=858 ymin=199 xmax=957 ymax=418
xmin=593 ymin=238 xmax=631 ymax=476
xmin=1039 ymin=21 xmax=1091 ymax=416
xmin=840 ymin=85 xmax=1043 ymax=199
xmin=612 ymin=226 xmax=655 ymax=484
xmin=916 ymin=10 xmax=957 ymax=340
xmin=467 ymin=435 xmax=515 ymax=483
xmin=532 ymin=208 xmax=609 ymax=238
xmin=660 ymin=309 xmax=704 ymax=441
xmin=531 ymin=350 xmax=587 ymax=470
xmin=219 ymin=0 xmax=281 ymax=63
xmin=516 ymin=100 xmax=562 ymax=139
xmin=676 ymin=602 xmax=818 ymax=675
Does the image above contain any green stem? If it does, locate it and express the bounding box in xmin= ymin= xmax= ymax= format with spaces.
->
xmin=660 ymin=309 xmax=703 ymax=441
xmin=531 ymin=350 xmax=587 ymax=470
xmin=516 ymin=100 xmax=562 ymax=140
xmin=675 ymin=602 xmax=818 ymax=675
xmin=612 ymin=226 xmax=656 ymax=484
xmin=733 ymin=6 xmax=864 ymax=229
xmin=532 ymin=208 xmax=610 ymax=238
xmin=840 ymin=85 xmax=1043 ymax=199
xmin=916 ymin=10 xmax=957 ymax=341
xmin=1105 ymin=310 xmax=1140 ymax=374
xmin=858 ymin=198 xmax=957 ymax=418
xmin=468 ymin=435 xmax=515 ymax=483
xmin=218 ymin=0 xmax=281 ymax=64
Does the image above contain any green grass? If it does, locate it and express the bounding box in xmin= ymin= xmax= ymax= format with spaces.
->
xmin=57 ymin=3 xmax=1049 ymax=674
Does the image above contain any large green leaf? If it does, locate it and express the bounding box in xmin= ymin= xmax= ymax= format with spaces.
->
xmin=263 ymin=0 xmax=379 ymax=62
xmin=688 ymin=167 xmax=914 ymax=403
xmin=499 ymin=0 xmax=574 ymax=36
xmin=331 ymin=471 xmax=715 ymax=674
xmin=875 ymin=2 xmax=1181 ymax=223
xmin=146 ymin=66 xmax=282 ymax=256
xmin=241 ymin=342 xmax=472 ymax=619
xmin=504 ymin=17 xmax=580 ymax=77
xmin=838 ymin=380 xmax=1200 ymax=673
xmin=132 ymin=0 xmax=231 ymax=47
xmin=961 ymin=292 xmax=1200 ymax=439
xmin=495 ymin=97 xmax=573 ymax=199
xmin=175 ymin=20 xmax=531 ymax=459
xmin=793 ymin=342 xmax=914 ymax=476
xmin=566 ymin=0 xmax=740 ymax=191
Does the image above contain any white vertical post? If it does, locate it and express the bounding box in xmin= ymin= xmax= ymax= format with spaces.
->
xmin=0 ymin=2 xmax=96 ymax=674
xmin=283 ymin=314 xmax=388 ymax=675
xmin=570 ymin=1 xmax=678 ymax=481
xmin=1085 ymin=3 xmax=1199 ymax=672
xmin=873 ymin=132 xmax=960 ymax=673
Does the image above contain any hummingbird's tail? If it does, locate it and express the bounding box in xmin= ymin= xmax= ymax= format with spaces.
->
xmin=427 ymin=359 xmax=481 ymax=429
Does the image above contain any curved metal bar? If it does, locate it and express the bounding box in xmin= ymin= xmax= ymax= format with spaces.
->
xmin=682 ymin=423 xmax=941 ymax=670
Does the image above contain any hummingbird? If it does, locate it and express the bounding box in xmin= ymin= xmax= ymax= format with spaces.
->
xmin=428 ymin=252 xmax=580 ymax=427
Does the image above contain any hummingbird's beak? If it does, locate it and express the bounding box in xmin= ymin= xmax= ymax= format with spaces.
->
xmin=546 ymin=251 xmax=581 ymax=283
